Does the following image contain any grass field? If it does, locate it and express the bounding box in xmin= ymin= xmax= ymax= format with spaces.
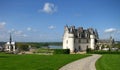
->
xmin=96 ymin=54 xmax=120 ymax=70
xmin=0 ymin=53 xmax=89 ymax=70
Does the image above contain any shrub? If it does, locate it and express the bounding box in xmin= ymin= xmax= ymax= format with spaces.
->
xmin=18 ymin=44 xmax=29 ymax=51
xmin=86 ymin=48 xmax=92 ymax=53
xmin=53 ymin=49 xmax=70 ymax=54
xmin=87 ymin=50 xmax=120 ymax=54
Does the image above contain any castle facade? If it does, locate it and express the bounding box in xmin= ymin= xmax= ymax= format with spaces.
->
xmin=63 ymin=25 xmax=99 ymax=52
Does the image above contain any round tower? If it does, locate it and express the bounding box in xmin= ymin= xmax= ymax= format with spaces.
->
xmin=90 ymin=35 xmax=95 ymax=50
xmin=63 ymin=25 xmax=75 ymax=52
xmin=68 ymin=33 xmax=74 ymax=52
xmin=63 ymin=25 xmax=69 ymax=49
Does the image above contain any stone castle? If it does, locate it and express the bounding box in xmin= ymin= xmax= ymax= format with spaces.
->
xmin=63 ymin=25 xmax=99 ymax=52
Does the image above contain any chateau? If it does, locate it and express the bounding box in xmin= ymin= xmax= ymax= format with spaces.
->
xmin=63 ymin=25 xmax=99 ymax=52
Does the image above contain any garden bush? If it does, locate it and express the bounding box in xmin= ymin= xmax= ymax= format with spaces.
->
xmin=86 ymin=48 xmax=92 ymax=53
xmin=87 ymin=50 xmax=120 ymax=54
xmin=53 ymin=49 xmax=70 ymax=54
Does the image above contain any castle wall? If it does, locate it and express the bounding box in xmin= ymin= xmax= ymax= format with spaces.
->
xmin=63 ymin=33 xmax=74 ymax=52
xmin=90 ymin=35 xmax=95 ymax=49
xmin=74 ymin=39 xmax=79 ymax=51
xmin=79 ymin=43 xmax=90 ymax=51
xmin=63 ymin=25 xmax=98 ymax=52
xmin=68 ymin=35 xmax=74 ymax=52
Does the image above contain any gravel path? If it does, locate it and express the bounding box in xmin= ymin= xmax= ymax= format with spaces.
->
xmin=59 ymin=54 xmax=102 ymax=70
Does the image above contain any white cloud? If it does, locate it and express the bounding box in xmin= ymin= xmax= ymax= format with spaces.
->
xmin=27 ymin=27 xmax=32 ymax=31
xmin=8 ymin=28 xmax=15 ymax=33
xmin=0 ymin=22 xmax=6 ymax=29
xmin=48 ymin=25 xmax=56 ymax=30
xmin=104 ymin=28 xmax=116 ymax=33
xmin=8 ymin=29 xmax=28 ymax=37
xmin=27 ymin=27 xmax=37 ymax=32
xmin=40 ymin=2 xmax=57 ymax=14
xmin=14 ymin=31 xmax=28 ymax=37
xmin=21 ymin=34 xmax=28 ymax=37
xmin=14 ymin=30 xmax=23 ymax=35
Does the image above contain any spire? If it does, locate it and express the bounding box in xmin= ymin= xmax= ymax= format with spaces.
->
xmin=10 ymin=33 xmax=12 ymax=44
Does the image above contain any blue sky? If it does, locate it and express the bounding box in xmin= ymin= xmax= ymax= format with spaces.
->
xmin=0 ymin=0 xmax=120 ymax=42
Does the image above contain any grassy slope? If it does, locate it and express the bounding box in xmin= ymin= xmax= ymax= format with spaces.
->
xmin=0 ymin=53 xmax=89 ymax=70
xmin=96 ymin=54 xmax=120 ymax=70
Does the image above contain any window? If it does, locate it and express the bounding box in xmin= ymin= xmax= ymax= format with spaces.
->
xmin=79 ymin=46 xmax=81 ymax=51
xmin=79 ymin=40 xmax=80 ymax=43
xmin=66 ymin=40 xmax=68 ymax=44
xmin=86 ymin=34 xmax=88 ymax=38
xmin=79 ymin=34 xmax=81 ymax=38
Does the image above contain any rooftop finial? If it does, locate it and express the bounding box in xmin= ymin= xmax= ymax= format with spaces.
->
xmin=10 ymin=33 xmax=12 ymax=44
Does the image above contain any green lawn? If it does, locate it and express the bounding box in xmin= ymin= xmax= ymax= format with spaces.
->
xmin=96 ymin=54 xmax=120 ymax=70
xmin=0 ymin=53 xmax=89 ymax=70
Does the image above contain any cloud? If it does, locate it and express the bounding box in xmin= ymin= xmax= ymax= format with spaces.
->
xmin=27 ymin=27 xmax=37 ymax=32
xmin=14 ymin=31 xmax=28 ymax=37
xmin=48 ymin=25 xmax=56 ymax=30
xmin=8 ymin=29 xmax=28 ymax=37
xmin=104 ymin=28 xmax=116 ymax=33
xmin=14 ymin=30 xmax=23 ymax=35
xmin=20 ymin=34 xmax=28 ymax=37
xmin=0 ymin=22 xmax=6 ymax=29
xmin=8 ymin=29 xmax=15 ymax=33
xmin=27 ymin=27 xmax=32 ymax=31
xmin=40 ymin=2 xmax=57 ymax=14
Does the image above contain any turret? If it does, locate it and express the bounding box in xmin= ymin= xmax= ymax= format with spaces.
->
xmin=68 ymin=33 xmax=74 ymax=52
xmin=90 ymin=35 xmax=95 ymax=50
xmin=63 ymin=25 xmax=75 ymax=52
xmin=63 ymin=25 xmax=69 ymax=49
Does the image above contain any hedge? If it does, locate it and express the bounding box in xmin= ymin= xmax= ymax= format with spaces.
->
xmin=87 ymin=50 xmax=120 ymax=54
xmin=53 ymin=49 xmax=70 ymax=54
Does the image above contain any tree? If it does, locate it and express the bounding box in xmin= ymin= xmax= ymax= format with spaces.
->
xmin=19 ymin=44 xmax=29 ymax=51
xmin=114 ymin=43 xmax=120 ymax=48
xmin=16 ymin=43 xmax=29 ymax=51
xmin=101 ymin=45 xmax=105 ymax=49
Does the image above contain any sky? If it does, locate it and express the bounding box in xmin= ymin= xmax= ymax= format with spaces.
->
xmin=0 ymin=0 xmax=120 ymax=42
